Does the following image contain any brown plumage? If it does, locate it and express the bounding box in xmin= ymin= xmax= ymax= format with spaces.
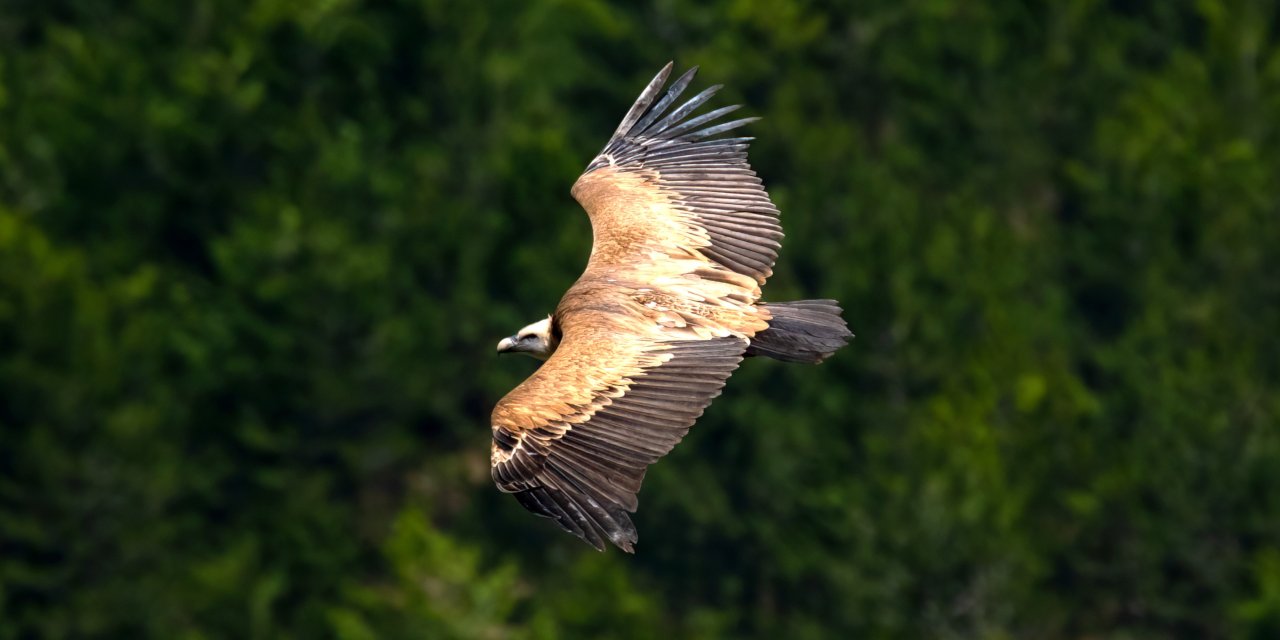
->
xmin=491 ymin=63 xmax=852 ymax=552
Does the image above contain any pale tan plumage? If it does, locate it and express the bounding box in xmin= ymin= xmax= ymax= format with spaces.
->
xmin=491 ymin=63 xmax=851 ymax=551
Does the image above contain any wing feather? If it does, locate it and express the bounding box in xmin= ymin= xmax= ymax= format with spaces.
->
xmin=628 ymin=66 xmax=701 ymax=137
xmin=641 ymin=85 xmax=724 ymax=136
xmin=576 ymin=64 xmax=783 ymax=284
xmin=492 ymin=335 xmax=745 ymax=552
xmin=609 ymin=62 xmax=673 ymax=141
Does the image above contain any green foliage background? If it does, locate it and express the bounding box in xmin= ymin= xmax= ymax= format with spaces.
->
xmin=3 ymin=1 xmax=1279 ymax=638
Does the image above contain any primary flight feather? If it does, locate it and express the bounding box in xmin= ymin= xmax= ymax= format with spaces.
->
xmin=491 ymin=63 xmax=853 ymax=552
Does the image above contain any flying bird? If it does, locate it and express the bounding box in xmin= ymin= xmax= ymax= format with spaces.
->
xmin=491 ymin=62 xmax=852 ymax=552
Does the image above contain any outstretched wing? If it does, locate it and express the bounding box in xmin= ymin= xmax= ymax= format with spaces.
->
xmin=492 ymin=63 xmax=784 ymax=551
xmin=492 ymin=317 xmax=745 ymax=552
xmin=572 ymin=61 xmax=784 ymax=287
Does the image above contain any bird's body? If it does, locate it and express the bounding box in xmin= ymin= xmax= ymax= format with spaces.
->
xmin=491 ymin=63 xmax=852 ymax=551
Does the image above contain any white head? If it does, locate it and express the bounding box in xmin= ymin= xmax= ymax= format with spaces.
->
xmin=496 ymin=315 xmax=558 ymax=360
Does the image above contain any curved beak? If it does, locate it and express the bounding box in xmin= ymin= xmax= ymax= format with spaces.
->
xmin=496 ymin=335 xmax=518 ymax=354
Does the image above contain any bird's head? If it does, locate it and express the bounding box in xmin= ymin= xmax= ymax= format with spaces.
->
xmin=496 ymin=315 xmax=558 ymax=360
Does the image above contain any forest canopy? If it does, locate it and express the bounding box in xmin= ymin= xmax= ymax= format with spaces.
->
xmin=2 ymin=1 xmax=1279 ymax=638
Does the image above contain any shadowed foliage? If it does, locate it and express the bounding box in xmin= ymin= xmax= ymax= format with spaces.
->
xmin=2 ymin=1 xmax=1279 ymax=638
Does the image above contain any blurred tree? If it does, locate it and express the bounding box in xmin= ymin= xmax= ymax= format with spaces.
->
xmin=1 ymin=0 xmax=1278 ymax=638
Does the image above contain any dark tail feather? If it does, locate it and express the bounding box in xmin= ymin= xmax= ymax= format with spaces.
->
xmin=747 ymin=300 xmax=853 ymax=364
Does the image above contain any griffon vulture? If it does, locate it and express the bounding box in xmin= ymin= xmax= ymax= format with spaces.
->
xmin=491 ymin=63 xmax=852 ymax=552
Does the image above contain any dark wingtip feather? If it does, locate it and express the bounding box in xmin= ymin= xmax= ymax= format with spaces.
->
xmin=661 ymin=104 xmax=742 ymax=140
xmin=627 ymin=65 xmax=700 ymax=140
xmin=643 ymin=84 xmax=723 ymax=137
xmin=513 ymin=484 xmax=641 ymax=553
xmin=610 ymin=61 xmax=675 ymax=142
xmin=613 ymin=536 xmax=636 ymax=554
xmin=590 ymin=64 xmax=762 ymax=178
xmin=680 ymin=116 xmax=761 ymax=141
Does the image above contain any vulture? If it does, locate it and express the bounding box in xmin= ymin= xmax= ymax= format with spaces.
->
xmin=491 ymin=62 xmax=852 ymax=552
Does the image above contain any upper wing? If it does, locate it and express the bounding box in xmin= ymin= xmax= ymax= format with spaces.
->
xmin=571 ymin=62 xmax=784 ymax=287
xmin=491 ymin=63 xmax=781 ymax=551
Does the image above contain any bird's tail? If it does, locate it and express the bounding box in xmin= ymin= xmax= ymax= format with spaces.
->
xmin=747 ymin=300 xmax=853 ymax=364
